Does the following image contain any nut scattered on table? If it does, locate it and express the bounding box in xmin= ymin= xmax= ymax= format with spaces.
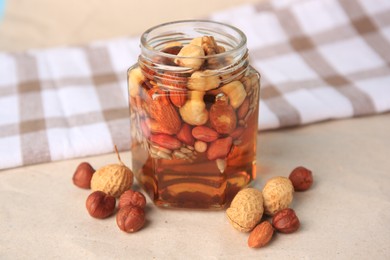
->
xmin=262 ymin=176 xmax=294 ymax=216
xmin=86 ymin=191 xmax=116 ymax=219
xmin=116 ymin=206 xmax=146 ymax=233
xmin=72 ymin=162 xmax=95 ymax=189
xmin=91 ymin=147 xmax=134 ymax=197
xmin=272 ymin=208 xmax=300 ymax=234
xmin=248 ymin=221 xmax=274 ymax=248
xmin=226 ymin=188 xmax=264 ymax=232
xmin=118 ymin=190 xmax=147 ymax=209
xmin=289 ymin=166 xmax=313 ymax=191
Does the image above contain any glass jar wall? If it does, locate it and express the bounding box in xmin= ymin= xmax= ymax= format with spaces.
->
xmin=128 ymin=20 xmax=260 ymax=209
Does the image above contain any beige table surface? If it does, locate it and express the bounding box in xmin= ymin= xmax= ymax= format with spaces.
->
xmin=1 ymin=0 xmax=390 ymax=259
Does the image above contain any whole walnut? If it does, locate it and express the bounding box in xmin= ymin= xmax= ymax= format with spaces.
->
xmin=226 ymin=188 xmax=264 ymax=232
xmin=262 ymin=177 xmax=294 ymax=216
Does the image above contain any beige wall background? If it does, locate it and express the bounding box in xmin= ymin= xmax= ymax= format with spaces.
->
xmin=0 ymin=0 xmax=261 ymax=51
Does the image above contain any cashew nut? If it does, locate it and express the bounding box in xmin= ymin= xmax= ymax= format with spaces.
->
xmin=174 ymin=44 xmax=205 ymax=70
xmin=188 ymin=70 xmax=221 ymax=91
xmin=179 ymin=91 xmax=208 ymax=125
xmin=128 ymin=67 xmax=145 ymax=97
xmin=220 ymin=81 xmax=247 ymax=109
xmin=190 ymin=37 xmax=203 ymax=46
xmin=164 ymin=41 xmax=183 ymax=48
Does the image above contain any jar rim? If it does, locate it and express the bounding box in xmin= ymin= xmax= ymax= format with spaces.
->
xmin=140 ymin=19 xmax=247 ymax=60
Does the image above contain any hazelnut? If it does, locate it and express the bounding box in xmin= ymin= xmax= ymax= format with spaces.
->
xmin=118 ymin=190 xmax=146 ymax=209
xmin=116 ymin=206 xmax=146 ymax=233
xmin=86 ymin=191 xmax=116 ymax=219
xmin=72 ymin=162 xmax=95 ymax=189
xmin=272 ymin=208 xmax=300 ymax=234
xmin=209 ymin=93 xmax=237 ymax=134
xmin=289 ymin=166 xmax=313 ymax=191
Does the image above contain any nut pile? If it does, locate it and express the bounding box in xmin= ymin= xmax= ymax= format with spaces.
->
xmin=226 ymin=166 xmax=314 ymax=248
xmin=129 ymin=35 xmax=260 ymax=172
xmin=73 ymin=160 xmax=314 ymax=245
xmin=72 ymin=147 xmax=146 ymax=233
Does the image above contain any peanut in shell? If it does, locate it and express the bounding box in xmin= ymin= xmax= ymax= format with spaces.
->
xmin=226 ymin=188 xmax=264 ymax=232
xmin=262 ymin=176 xmax=294 ymax=216
xmin=91 ymin=147 xmax=134 ymax=198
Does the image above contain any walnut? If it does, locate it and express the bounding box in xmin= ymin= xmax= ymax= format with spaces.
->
xmin=190 ymin=36 xmax=225 ymax=55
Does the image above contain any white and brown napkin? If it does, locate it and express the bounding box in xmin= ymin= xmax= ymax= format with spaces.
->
xmin=1 ymin=0 xmax=389 ymax=169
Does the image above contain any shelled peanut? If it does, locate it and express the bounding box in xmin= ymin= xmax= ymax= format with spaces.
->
xmin=128 ymin=35 xmax=259 ymax=172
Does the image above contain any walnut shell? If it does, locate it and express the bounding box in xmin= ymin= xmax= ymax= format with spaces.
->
xmin=262 ymin=176 xmax=294 ymax=216
xmin=91 ymin=163 xmax=133 ymax=198
xmin=226 ymin=188 xmax=264 ymax=232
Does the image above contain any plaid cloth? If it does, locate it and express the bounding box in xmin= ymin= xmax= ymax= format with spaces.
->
xmin=1 ymin=0 xmax=390 ymax=169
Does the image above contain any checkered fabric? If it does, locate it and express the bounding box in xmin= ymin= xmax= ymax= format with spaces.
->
xmin=1 ymin=0 xmax=390 ymax=169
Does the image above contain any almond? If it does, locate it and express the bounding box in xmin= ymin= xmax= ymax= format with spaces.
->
xmin=230 ymin=127 xmax=245 ymax=139
xmin=149 ymin=134 xmax=182 ymax=150
xmin=248 ymin=221 xmax=274 ymax=248
xmin=148 ymin=119 xmax=180 ymax=135
xmin=192 ymin=126 xmax=219 ymax=142
xmin=160 ymin=72 xmax=188 ymax=108
xmin=237 ymin=98 xmax=249 ymax=119
xmin=169 ymin=87 xmax=187 ymax=108
xmin=147 ymin=88 xmax=181 ymax=135
xmin=207 ymin=136 xmax=233 ymax=160
xmin=176 ymin=123 xmax=195 ymax=146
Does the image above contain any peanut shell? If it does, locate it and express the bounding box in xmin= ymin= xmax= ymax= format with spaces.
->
xmin=91 ymin=163 xmax=133 ymax=198
xmin=262 ymin=176 xmax=294 ymax=216
xmin=226 ymin=188 xmax=264 ymax=232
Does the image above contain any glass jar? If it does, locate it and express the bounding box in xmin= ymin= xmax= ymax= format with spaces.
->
xmin=128 ymin=20 xmax=260 ymax=209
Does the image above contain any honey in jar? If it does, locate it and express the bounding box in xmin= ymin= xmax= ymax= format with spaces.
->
xmin=128 ymin=20 xmax=260 ymax=209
